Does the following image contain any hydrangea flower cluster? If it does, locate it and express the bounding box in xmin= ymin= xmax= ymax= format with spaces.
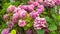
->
xmin=1 ymin=29 xmax=10 ymax=34
xmin=53 ymin=0 xmax=60 ymax=5
xmin=2 ymin=5 xmax=45 ymax=34
xmin=43 ymin=0 xmax=55 ymax=7
xmin=2 ymin=0 xmax=60 ymax=34
xmin=34 ymin=17 xmax=46 ymax=29
xmin=3 ymin=14 xmax=8 ymax=20
xmin=18 ymin=19 xmax=26 ymax=27
xmin=26 ymin=29 xmax=32 ymax=34
xmin=7 ymin=5 xmax=16 ymax=13
xmin=43 ymin=0 xmax=60 ymax=7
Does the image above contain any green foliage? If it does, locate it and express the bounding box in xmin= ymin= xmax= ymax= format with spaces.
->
xmin=49 ymin=31 xmax=57 ymax=34
xmin=41 ymin=6 xmax=60 ymax=34
xmin=0 ymin=29 xmax=2 ymax=34
xmin=0 ymin=3 xmax=10 ymax=15
xmin=48 ymin=23 xmax=57 ymax=31
xmin=10 ymin=29 xmax=16 ymax=34
xmin=26 ymin=22 xmax=33 ymax=27
xmin=37 ymin=29 xmax=44 ymax=34
xmin=45 ymin=17 xmax=57 ymax=31
xmin=24 ymin=22 xmax=33 ymax=30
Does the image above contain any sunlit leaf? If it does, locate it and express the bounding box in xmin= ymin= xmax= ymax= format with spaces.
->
xmin=10 ymin=29 xmax=16 ymax=34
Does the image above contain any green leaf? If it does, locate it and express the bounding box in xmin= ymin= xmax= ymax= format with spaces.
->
xmin=37 ymin=29 xmax=44 ymax=34
xmin=57 ymin=15 xmax=60 ymax=22
xmin=25 ymin=14 xmax=32 ymax=22
xmin=27 ymin=23 xmax=33 ymax=27
xmin=48 ymin=23 xmax=57 ymax=31
xmin=10 ymin=29 xmax=16 ymax=34
xmin=49 ymin=31 xmax=57 ymax=34
xmin=0 ymin=29 xmax=2 ymax=34
xmin=50 ymin=7 xmax=55 ymax=13
xmin=57 ymin=5 xmax=60 ymax=9
xmin=45 ymin=17 xmax=57 ymax=31
xmin=52 ymin=14 xmax=57 ymax=19
xmin=0 ymin=3 xmax=10 ymax=15
xmin=24 ymin=26 xmax=28 ymax=30
xmin=43 ymin=11 xmax=48 ymax=15
xmin=24 ymin=22 xmax=33 ymax=30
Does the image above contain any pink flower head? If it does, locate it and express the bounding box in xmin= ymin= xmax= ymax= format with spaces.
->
xmin=44 ymin=28 xmax=50 ymax=34
xmin=29 ymin=4 xmax=34 ymax=9
xmin=27 ymin=5 xmax=34 ymax=12
xmin=18 ymin=19 xmax=26 ymax=27
xmin=37 ymin=5 xmax=44 ymax=9
xmin=34 ymin=17 xmax=46 ymax=29
xmin=54 ymin=0 xmax=60 ymax=5
xmin=6 ymin=21 xmax=14 ymax=29
xmin=3 ymin=14 xmax=8 ymax=20
xmin=43 ymin=0 xmax=55 ymax=7
xmin=36 ymin=5 xmax=44 ymax=14
xmin=1 ymin=29 xmax=9 ymax=34
xmin=35 ymin=0 xmax=43 ymax=4
xmin=26 ymin=29 xmax=32 ymax=34
xmin=12 ymin=13 xmax=19 ymax=23
xmin=30 ymin=12 xmax=39 ymax=19
xmin=33 ymin=2 xmax=40 ymax=6
xmin=18 ymin=5 xmax=28 ymax=11
xmin=13 ymin=7 xmax=21 ymax=13
xmin=19 ymin=9 xmax=27 ymax=18
xmin=7 ymin=5 xmax=15 ymax=13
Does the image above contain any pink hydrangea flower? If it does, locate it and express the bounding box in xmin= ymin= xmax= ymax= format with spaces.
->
xmin=43 ymin=0 xmax=55 ymax=7
xmin=12 ymin=13 xmax=19 ymax=23
xmin=7 ymin=5 xmax=15 ymax=13
xmin=18 ymin=5 xmax=28 ymax=11
xmin=27 ymin=5 xmax=34 ymax=12
xmin=35 ymin=0 xmax=43 ymax=4
xmin=26 ymin=29 xmax=32 ymax=34
xmin=18 ymin=9 xmax=27 ymax=18
xmin=54 ymin=0 xmax=60 ymax=5
xmin=3 ymin=14 xmax=8 ymax=20
xmin=6 ymin=21 xmax=14 ymax=29
xmin=1 ymin=29 xmax=9 ymax=34
xmin=29 ymin=4 xmax=34 ymax=9
xmin=36 ymin=5 xmax=44 ymax=14
xmin=37 ymin=5 xmax=44 ymax=9
xmin=33 ymin=2 xmax=40 ymax=6
xmin=30 ymin=12 xmax=39 ymax=19
xmin=34 ymin=17 xmax=46 ymax=29
xmin=44 ymin=28 xmax=50 ymax=34
xmin=13 ymin=7 xmax=21 ymax=13
xmin=18 ymin=19 xmax=26 ymax=27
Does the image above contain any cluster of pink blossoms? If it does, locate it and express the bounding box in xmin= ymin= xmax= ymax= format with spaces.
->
xmin=3 ymin=14 xmax=8 ymax=20
xmin=53 ymin=0 xmax=60 ymax=5
xmin=43 ymin=0 xmax=55 ymax=7
xmin=28 ymin=0 xmax=60 ymax=8
xmin=2 ymin=0 xmax=60 ymax=34
xmin=34 ymin=17 xmax=46 ymax=29
xmin=18 ymin=19 xmax=26 ymax=27
xmin=4 ymin=0 xmax=60 ymax=34
xmin=3 ymin=0 xmax=46 ymax=32
xmin=7 ymin=5 xmax=16 ymax=13
xmin=3 ymin=5 xmax=27 ymax=28
xmin=4 ymin=4 xmax=45 ymax=29
xmin=44 ymin=0 xmax=60 ymax=7
xmin=1 ymin=29 xmax=10 ymax=34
